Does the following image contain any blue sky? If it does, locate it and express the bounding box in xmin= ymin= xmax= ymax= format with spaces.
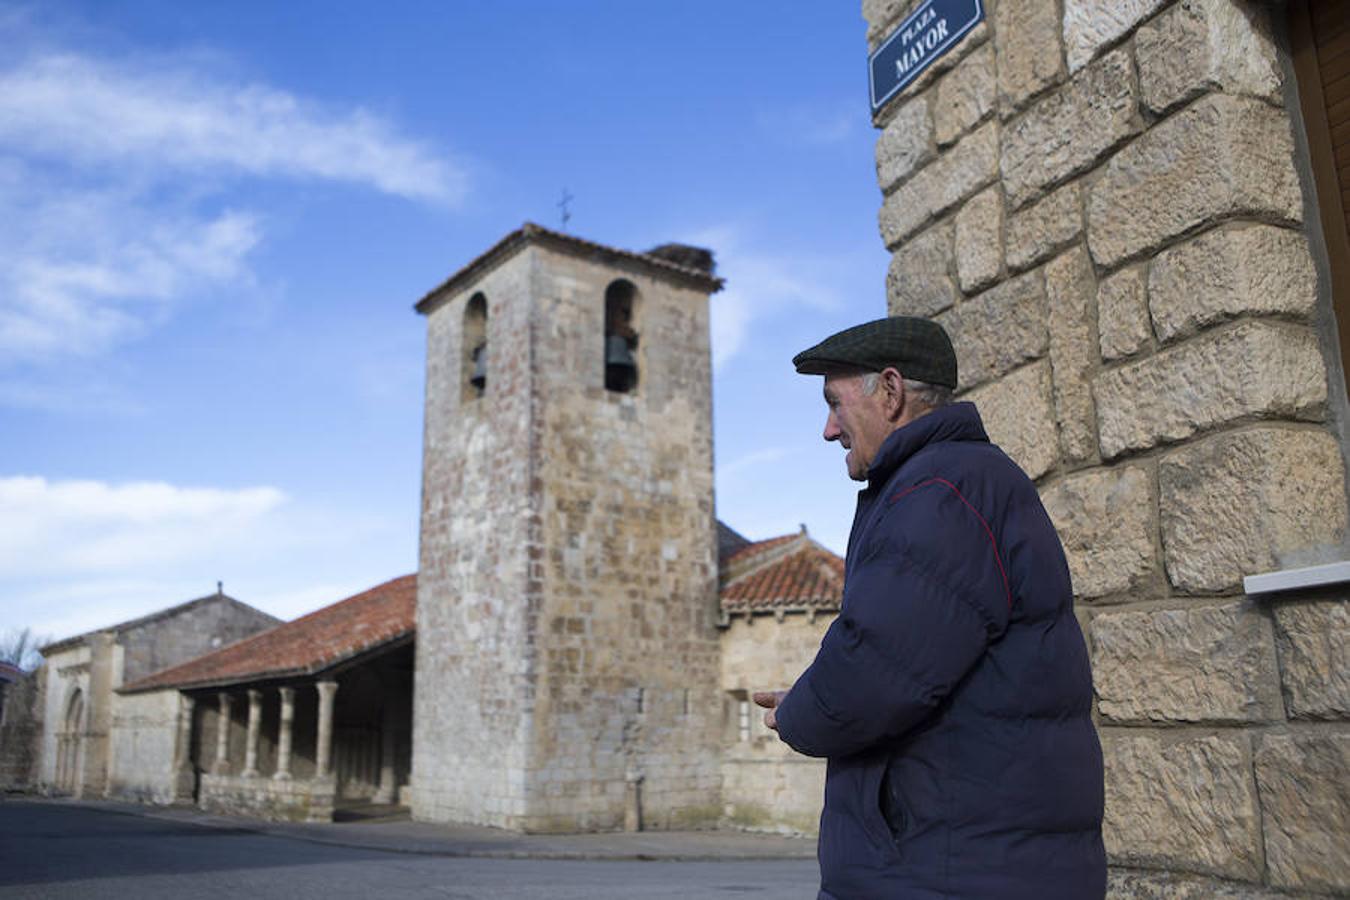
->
xmin=1 ymin=2 xmax=890 ymax=644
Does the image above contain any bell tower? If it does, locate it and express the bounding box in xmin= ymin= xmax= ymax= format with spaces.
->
xmin=409 ymin=224 xmax=724 ymax=832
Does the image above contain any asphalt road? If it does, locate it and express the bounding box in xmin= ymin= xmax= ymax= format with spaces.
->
xmin=0 ymin=801 xmax=820 ymax=900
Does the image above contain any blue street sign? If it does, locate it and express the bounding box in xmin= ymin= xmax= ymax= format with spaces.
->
xmin=869 ymin=0 xmax=985 ymax=113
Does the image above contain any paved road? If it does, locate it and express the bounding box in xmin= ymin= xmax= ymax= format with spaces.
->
xmin=0 ymin=801 xmax=820 ymax=900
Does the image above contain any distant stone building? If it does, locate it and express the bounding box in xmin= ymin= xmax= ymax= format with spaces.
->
xmin=409 ymin=225 xmax=732 ymax=832
xmin=863 ymin=0 xmax=1350 ymax=894
xmin=0 ymin=661 xmax=38 ymax=792
xmin=120 ymin=576 xmax=415 ymax=821
xmin=35 ymin=591 xmax=278 ymax=800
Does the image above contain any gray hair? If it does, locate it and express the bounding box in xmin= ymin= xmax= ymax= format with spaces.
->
xmin=860 ymin=372 xmax=953 ymax=411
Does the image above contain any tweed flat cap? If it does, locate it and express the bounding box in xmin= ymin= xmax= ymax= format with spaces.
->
xmin=792 ymin=316 xmax=958 ymax=388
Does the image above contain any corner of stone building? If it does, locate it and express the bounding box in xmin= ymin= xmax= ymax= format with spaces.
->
xmin=865 ymin=1 xmax=1350 ymax=895
xmin=1274 ymin=9 xmax=1350 ymax=555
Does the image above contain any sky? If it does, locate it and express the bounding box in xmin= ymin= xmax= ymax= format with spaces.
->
xmin=0 ymin=1 xmax=892 ymax=646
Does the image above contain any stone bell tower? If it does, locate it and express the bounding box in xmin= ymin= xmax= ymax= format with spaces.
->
xmin=409 ymin=223 xmax=724 ymax=832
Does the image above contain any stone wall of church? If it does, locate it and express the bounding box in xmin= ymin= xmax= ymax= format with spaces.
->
xmin=412 ymin=248 xmax=538 ymax=827
xmin=530 ymin=246 xmax=722 ymax=832
xmin=413 ymin=240 xmax=723 ymax=832
xmin=37 ymin=641 xmax=94 ymax=794
xmin=118 ymin=599 xmax=280 ymax=685
xmin=720 ymin=611 xmax=834 ymax=834
xmin=862 ymin=0 xmax=1350 ymax=895
xmin=106 ymin=688 xmax=179 ymax=804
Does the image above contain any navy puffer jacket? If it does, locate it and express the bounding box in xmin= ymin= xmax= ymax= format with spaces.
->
xmin=775 ymin=402 xmax=1105 ymax=900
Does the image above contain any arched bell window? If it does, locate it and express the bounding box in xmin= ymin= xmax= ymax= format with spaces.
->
xmin=604 ymin=280 xmax=639 ymax=393
xmin=463 ymin=293 xmax=487 ymax=401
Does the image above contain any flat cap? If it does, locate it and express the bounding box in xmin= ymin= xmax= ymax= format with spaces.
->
xmin=792 ymin=316 xmax=957 ymax=388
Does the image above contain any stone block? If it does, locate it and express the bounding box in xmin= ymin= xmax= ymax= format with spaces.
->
xmin=966 ymin=360 xmax=1057 ymax=480
xmin=863 ymin=0 xmax=913 ymax=46
xmin=935 ymin=44 xmax=995 ymax=146
xmin=1159 ymin=427 xmax=1347 ymax=594
xmin=1097 ymin=267 xmax=1152 ymax=362
xmin=876 ymin=95 xmax=934 ymax=193
xmin=936 ymin=268 xmax=1047 ymax=391
xmin=1136 ymin=0 xmax=1282 ymax=114
xmin=1092 ymin=601 xmax=1281 ymax=723
xmin=1094 ymin=321 xmax=1326 ymax=459
xmin=880 ymin=120 xmax=999 ymax=247
xmin=1063 ymin=0 xmax=1169 ymax=73
xmin=1107 ymin=868 xmax=1286 ymax=899
xmin=994 ymin=0 xmax=1064 ymax=113
xmin=1271 ymin=599 xmax=1350 ymax=720
xmin=1148 ymin=225 xmax=1317 ymax=344
xmin=1041 ymin=464 xmax=1155 ymax=600
xmin=1254 ymin=732 xmax=1350 ymax=894
xmin=1001 ymin=49 xmax=1139 ymax=210
xmin=1006 ymin=182 xmax=1083 ymax=272
xmin=953 ymin=187 xmax=1002 ymax=294
xmin=886 ymin=223 xmax=956 ymax=317
xmin=1102 ymin=732 xmax=1262 ymax=880
xmin=1087 ymin=94 xmax=1303 ymax=269
xmin=1046 ymin=246 xmax=1099 ymax=463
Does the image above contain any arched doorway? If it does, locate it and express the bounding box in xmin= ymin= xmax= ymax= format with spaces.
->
xmin=56 ymin=688 xmax=84 ymax=794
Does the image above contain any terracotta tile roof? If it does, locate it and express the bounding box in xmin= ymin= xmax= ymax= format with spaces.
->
xmin=120 ymin=575 xmax=417 ymax=694
xmin=719 ymin=529 xmax=844 ymax=613
xmin=414 ymin=222 xmax=725 ymax=315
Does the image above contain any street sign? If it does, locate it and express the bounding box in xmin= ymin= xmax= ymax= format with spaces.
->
xmin=869 ymin=0 xmax=985 ymax=113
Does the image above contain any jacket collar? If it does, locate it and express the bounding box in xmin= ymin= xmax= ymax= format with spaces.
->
xmin=865 ymin=401 xmax=988 ymax=488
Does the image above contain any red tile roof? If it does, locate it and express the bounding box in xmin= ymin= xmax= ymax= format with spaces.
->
xmin=120 ymin=575 xmax=416 ymax=694
xmin=719 ymin=530 xmax=844 ymax=613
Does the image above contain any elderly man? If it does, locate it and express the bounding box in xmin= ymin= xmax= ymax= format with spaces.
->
xmin=755 ymin=317 xmax=1104 ymax=899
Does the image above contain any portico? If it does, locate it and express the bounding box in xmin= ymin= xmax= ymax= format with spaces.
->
xmin=122 ymin=575 xmax=416 ymax=822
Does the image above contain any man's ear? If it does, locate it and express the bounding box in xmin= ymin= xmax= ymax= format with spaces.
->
xmin=879 ymin=367 xmax=906 ymax=421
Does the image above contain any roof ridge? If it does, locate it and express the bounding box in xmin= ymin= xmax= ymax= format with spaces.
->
xmin=721 ymin=529 xmax=812 ymax=585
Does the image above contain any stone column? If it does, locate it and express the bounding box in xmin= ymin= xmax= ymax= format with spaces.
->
xmin=372 ymin=702 xmax=397 ymax=804
xmin=274 ymin=687 xmax=295 ymax=780
xmin=211 ymin=692 xmax=232 ymax=775
xmin=243 ymin=689 xmax=262 ymax=777
xmin=173 ymin=693 xmax=196 ymax=801
xmin=624 ymin=769 xmax=644 ymax=832
xmin=314 ymin=680 xmax=338 ymax=780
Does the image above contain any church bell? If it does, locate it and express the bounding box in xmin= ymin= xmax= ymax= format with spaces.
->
xmin=470 ymin=343 xmax=487 ymax=391
xmin=605 ymin=334 xmax=637 ymax=392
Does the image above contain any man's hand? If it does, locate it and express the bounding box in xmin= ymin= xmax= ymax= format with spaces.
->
xmin=753 ymin=690 xmax=789 ymax=731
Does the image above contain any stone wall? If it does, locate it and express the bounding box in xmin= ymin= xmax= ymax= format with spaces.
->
xmin=106 ymin=688 xmax=179 ymax=804
xmin=862 ymin=0 xmax=1349 ymax=895
xmin=530 ymin=246 xmax=723 ymax=832
xmin=118 ymin=597 xmax=280 ymax=685
xmin=412 ymin=247 xmax=537 ymax=827
xmin=413 ymin=237 xmax=723 ymax=832
xmin=720 ymin=612 xmax=834 ymax=834
xmin=0 ymin=668 xmax=41 ymax=791
xmin=37 ymin=642 xmax=91 ymax=793
xmin=201 ymin=772 xmax=335 ymax=823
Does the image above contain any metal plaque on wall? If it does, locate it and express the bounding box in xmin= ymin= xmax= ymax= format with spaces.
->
xmin=869 ymin=0 xmax=985 ymax=113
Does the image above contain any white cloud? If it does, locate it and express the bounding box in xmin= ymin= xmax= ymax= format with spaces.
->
xmin=0 ymin=46 xmax=466 ymax=375
xmin=688 ymin=225 xmax=843 ymax=370
xmin=0 ymin=52 xmax=466 ymax=203
xmin=0 ymin=476 xmax=286 ymax=577
xmin=715 ymin=446 xmax=789 ymax=482
xmin=0 ymin=177 xmax=261 ymax=361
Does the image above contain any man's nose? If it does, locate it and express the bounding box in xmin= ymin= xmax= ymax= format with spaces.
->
xmin=823 ymin=410 xmax=841 ymax=442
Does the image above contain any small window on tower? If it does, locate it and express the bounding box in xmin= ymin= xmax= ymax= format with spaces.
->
xmin=604 ymin=280 xmax=638 ymax=393
xmin=463 ymin=292 xmax=488 ymax=401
